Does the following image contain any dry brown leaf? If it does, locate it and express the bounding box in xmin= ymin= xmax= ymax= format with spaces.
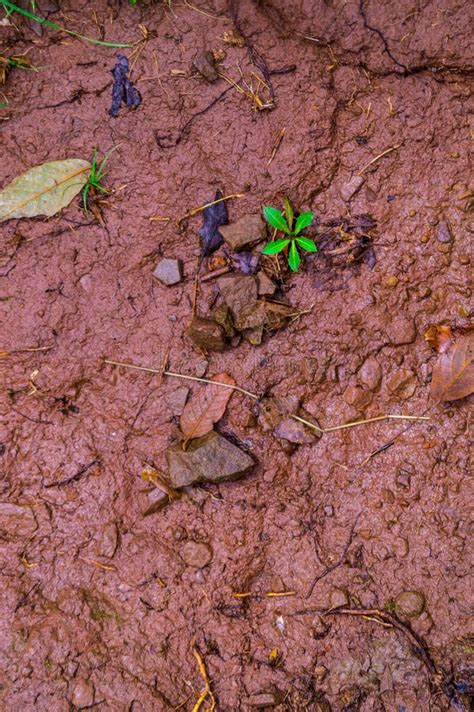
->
xmin=431 ymin=333 xmax=474 ymax=401
xmin=180 ymin=372 xmax=236 ymax=439
xmin=424 ymin=324 xmax=454 ymax=353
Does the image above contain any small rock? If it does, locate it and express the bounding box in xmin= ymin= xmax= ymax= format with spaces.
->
xmin=192 ymin=50 xmax=218 ymax=82
xmin=438 ymin=243 xmax=451 ymax=254
xmin=459 ymin=254 xmax=470 ymax=265
xmin=0 ymin=502 xmax=36 ymax=538
xmin=343 ymin=385 xmax=373 ymax=409
xmin=248 ymin=691 xmax=283 ymax=708
xmin=274 ymin=417 xmax=314 ymax=445
xmin=71 ymin=679 xmax=94 ymax=708
xmin=139 ymin=487 xmax=168 ymax=516
xmin=217 ymin=273 xmax=258 ymax=315
xmin=387 ymin=369 xmax=417 ymax=400
xmin=437 ymin=221 xmax=452 ymax=243
xmin=212 ymin=303 xmax=235 ymax=338
xmin=218 ymin=214 xmax=265 ymax=251
xmin=392 ymin=536 xmax=409 ymax=558
xmin=386 ymin=316 xmax=417 ymax=345
xmin=385 ymin=275 xmax=399 ymax=288
xmin=323 ymin=504 xmax=334 ymax=517
xmin=395 ymin=590 xmax=425 ymax=618
xmin=181 ymin=540 xmax=213 ymax=568
xmin=340 ymin=175 xmax=365 ymax=202
xmin=329 ymin=587 xmax=350 ymax=608
xmin=186 ymin=316 xmax=226 ymax=352
xmin=256 ymin=271 xmax=276 ymax=296
xmin=152 ymin=258 xmax=183 ymax=286
xmin=313 ymin=665 xmax=328 ymax=684
xmin=166 ymin=431 xmax=254 ymax=488
xmin=165 ymin=387 xmax=189 ymax=416
xmin=395 ymin=468 xmax=412 ymax=490
xmin=194 ymin=358 xmax=208 ymax=377
xmin=358 ymin=358 xmax=382 ymax=390
xmin=96 ymin=522 xmax=119 ymax=558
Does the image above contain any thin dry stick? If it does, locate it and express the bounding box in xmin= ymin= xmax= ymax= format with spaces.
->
xmin=323 ymin=413 xmax=430 ymax=433
xmin=177 ymin=192 xmax=244 ymax=225
xmin=267 ymin=126 xmax=286 ymax=167
xmin=191 ymin=647 xmax=216 ymax=712
xmin=358 ymin=144 xmax=400 ymax=175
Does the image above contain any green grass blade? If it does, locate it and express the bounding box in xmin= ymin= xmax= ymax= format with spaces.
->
xmin=294 ymin=211 xmax=314 ymax=235
xmin=262 ymin=238 xmax=290 ymax=255
xmin=288 ymin=241 xmax=301 ymax=271
xmin=263 ymin=206 xmax=291 ymax=234
xmin=296 ymin=236 xmax=318 ymax=252
xmin=0 ymin=0 xmax=132 ymax=47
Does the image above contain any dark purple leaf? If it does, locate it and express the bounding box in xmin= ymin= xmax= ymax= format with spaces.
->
xmin=109 ymin=55 xmax=141 ymax=118
xmin=228 ymin=250 xmax=260 ymax=274
xmin=199 ymin=190 xmax=228 ymax=262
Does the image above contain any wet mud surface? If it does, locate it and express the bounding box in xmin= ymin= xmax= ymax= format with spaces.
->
xmin=0 ymin=1 xmax=473 ymax=710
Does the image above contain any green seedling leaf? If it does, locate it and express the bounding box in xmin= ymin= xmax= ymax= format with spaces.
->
xmin=262 ymin=238 xmax=290 ymax=255
xmin=0 ymin=0 xmax=132 ymax=47
xmin=263 ymin=206 xmax=291 ymax=234
xmin=294 ymin=211 xmax=314 ymax=234
xmin=296 ymin=236 xmax=318 ymax=252
xmin=283 ymin=196 xmax=294 ymax=231
xmin=288 ymin=241 xmax=301 ymax=271
xmin=0 ymin=158 xmax=90 ymax=222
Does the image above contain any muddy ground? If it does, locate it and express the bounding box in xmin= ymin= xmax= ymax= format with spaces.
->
xmin=0 ymin=0 xmax=473 ymax=710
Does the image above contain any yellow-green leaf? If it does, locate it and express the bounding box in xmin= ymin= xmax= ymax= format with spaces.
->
xmin=0 ymin=159 xmax=91 ymax=222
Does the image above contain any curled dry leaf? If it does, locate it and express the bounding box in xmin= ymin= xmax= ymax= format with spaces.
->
xmin=424 ymin=324 xmax=454 ymax=353
xmin=0 ymin=159 xmax=91 ymax=222
xmin=431 ymin=333 xmax=474 ymax=402
xmin=180 ymin=372 xmax=236 ymax=439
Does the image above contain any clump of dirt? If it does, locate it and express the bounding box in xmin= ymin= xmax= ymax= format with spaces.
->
xmin=0 ymin=0 xmax=472 ymax=710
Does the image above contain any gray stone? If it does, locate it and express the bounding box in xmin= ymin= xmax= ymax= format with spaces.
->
xmin=386 ymin=316 xmax=417 ymax=345
xmin=96 ymin=522 xmax=119 ymax=558
xmin=217 ymin=273 xmax=258 ymax=315
xmin=340 ymin=175 xmax=365 ymax=202
xmin=139 ymin=487 xmax=168 ymax=516
xmin=437 ymin=221 xmax=452 ymax=243
xmin=165 ymin=387 xmax=189 ymax=416
xmin=153 ymin=258 xmax=183 ymax=286
xmin=166 ymin=431 xmax=254 ymax=488
xmin=186 ymin=316 xmax=226 ymax=352
xmin=358 ymin=357 xmax=382 ymax=390
xmin=71 ymin=679 xmax=94 ymax=708
xmin=256 ymin=271 xmax=276 ymax=296
xmin=181 ymin=541 xmax=213 ymax=568
xmin=395 ymin=590 xmax=425 ymax=618
xmin=193 ymin=50 xmax=218 ymax=82
xmin=218 ymin=214 xmax=266 ymax=251
xmin=329 ymin=586 xmax=350 ymax=608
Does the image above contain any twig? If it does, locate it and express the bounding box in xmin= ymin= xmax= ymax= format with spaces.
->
xmin=267 ymin=127 xmax=286 ymax=166
xmin=200 ymin=266 xmax=231 ymax=282
xmin=44 ymin=459 xmax=100 ymax=488
xmin=177 ymin=192 xmax=244 ymax=225
xmin=323 ymin=413 xmax=429 ymax=433
xmin=358 ymin=144 xmax=400 ymax=175
xmin=306 ymin=513 xmax=361 ymax=598
xmin=192 ymin=647 xmax=216 ymax=712
xmin=0 ymin=344 xmax=53 ymax=357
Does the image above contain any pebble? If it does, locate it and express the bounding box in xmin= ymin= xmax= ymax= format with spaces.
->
xmin=343 ymin=385 xmax=373 ymax=409
xmin=313 ymin=665 xmax=328 ymax=683
xmin=152 ymin=258 xmax=183 ymax=286
xmin=194 ymin=358 xmax=208 ymax=377
xmin=0 ymin=502 xmax=37 ymax=538
xmin=248 ymin=691 xmax=282 ymax=708
xmin=436 ymin=221 xmax=452 ymax=243
xmin=192 ymin=50 xmax=218 ymax=82
xmin=396 ymin=469 xmax=411 ymax=490
xmin=386 ymin=316 xmax=417 ymax=345
xmin=165 ymin=386 xmax=189 ymax=416
xmin=459 ymin=254 xmax=470 ymax=265
xmin=358 ymin=357 xmax=382 ymax=390
xmin=186 ymin=316 xmax=226 ymax=352
xmin=96 ymin=522 xmax=119 ymax=558
xmin=256 ymin=271 xmax=276 ymax=296
xmin=395 ymin=590 xmax=425 ymax=618
xmin=329 ymin=586 xmax=350 ymax=607
xmin=181 ymin=541 xmax=213 ymax=568
xmin=139 ymin=487 xmax=168 ymax=516
xmin=218 ymin=214 xmax=265 ymax=251
xmin=323 ymin=504 xmax=334 ymax=517
xmin=387 ymin=369 xmax=417 ymax=400
xmin=437 ymin=243 xmax=451 ymax=254
xmin=217 ymin=273 xmax=258 ymax=315
xmin=71 ymin=679 xmax=95 ymax=708
xmin=385 ymin=275 xmax=399 ymax=288
xmin=392 ymin=536 xmax=409 ymax=558
xmin=166 ymin=431 xmax=255 ymax=488
xmin=340 ymin=175 xmax=365 ymax=202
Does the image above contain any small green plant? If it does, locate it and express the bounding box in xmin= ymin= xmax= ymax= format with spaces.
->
xmin=262 ymin=197 xmax=317 ymax=272
xmin=82 ymin=148 xmax=117 ymax=212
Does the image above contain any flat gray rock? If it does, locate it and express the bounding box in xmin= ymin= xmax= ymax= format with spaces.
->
xmin=219 ymin=214 xmax=265 ymax=251
xmin=153 ymin=258 xmax=183 ymax=286
xmin=166 ymin=431 xmax=254 ymax=488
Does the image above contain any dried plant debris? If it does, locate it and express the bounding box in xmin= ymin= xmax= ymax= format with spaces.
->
xmin=199 ymin=190 xmax=229 ymax=263
xmin=424 ymin=324 xmax=454 ymax=353
xmin=319 ymin=214 xmax=377 ymax=269
xmin=431 ymin=332 xmax=474 ymax=402
xmin=109 ymin=55 xmax=141 ymax=118
xmin=180 ymin=372 xmax=235 ymax=439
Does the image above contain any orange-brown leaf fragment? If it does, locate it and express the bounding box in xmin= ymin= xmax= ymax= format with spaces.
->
xmin=180 ymin=373 xmax=236 ymax=439
xmin=424 ymin=324 xmax=453 ymax=353
xmin=431 ymin=333 xmax=474 ymax=402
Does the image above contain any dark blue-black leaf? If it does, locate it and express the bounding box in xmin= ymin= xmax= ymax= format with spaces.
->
xmin=109 ymin=55 xmax=141 ymax=118
xmin=199 ymin=190 xmax=228 ymax=262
